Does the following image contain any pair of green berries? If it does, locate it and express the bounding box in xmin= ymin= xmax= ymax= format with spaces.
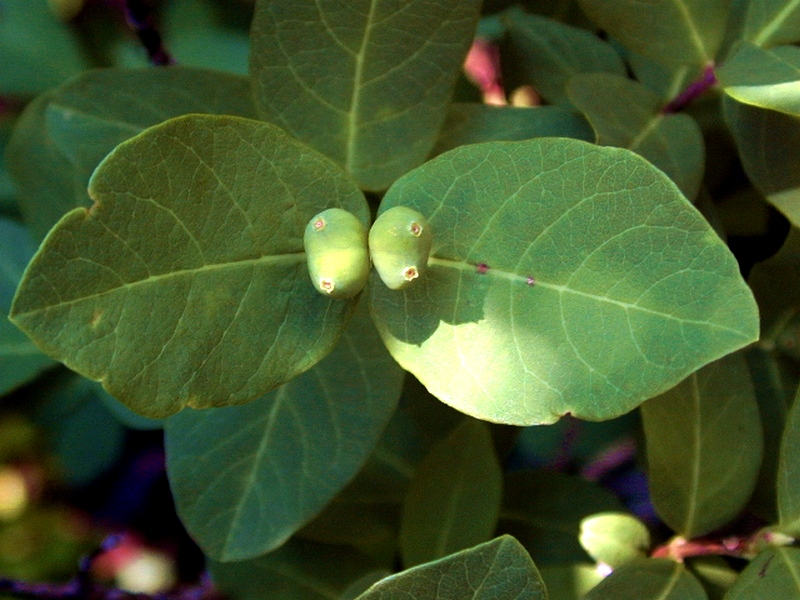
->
xmin=304 ymin=206 xmax=433 ymax=299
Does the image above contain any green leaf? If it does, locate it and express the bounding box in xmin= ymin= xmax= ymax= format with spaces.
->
xmin=399 ymin=420 xmax=502 ymax=568
xmin=34 ymin=373 xmax=126 ymax=486
xmin=370 ymin=138 xmax=759 ymax=425
xmin=355 ymin=536 xmax=548 ymax=600
xmin=777 ymin=384 xmax=800 ymax=535
xmin=538 ymin=564 xmax=603 ymax=600
xmin=718 ymin=43 xmax=800 ymax=116
xmin=500 ymin=7 xmax=627 ymax=106
xmin=688 ymin=556 xmax=739 ymax=600
xmin=7 ymin=67 xmax=256 ymax=240
xmin=566 ymin=72 xmax=705 ymax=200
xmin=723 ymin=547 xmax=800 ymax=599
xmin=726 ymin=0 xmax=800 ymax=48
xmin=498 ymin=470 xmax=624 ymax=565
xmin=164 ymin=302 xmax=404 ymax=561
xmin=640 ymin=351 xmax=763 ymax=538
xmin=432 ymin=103 xmax=593 ymax=157
xmin=627 ymin=52 xmax=701 ymax=102
xmin=10 ymin=114 xmax=369 ymax=418
xmin=249 ymin=0 xmax=482 ymax=191
xmin=210 ymin=538 xmax=382 ymax=600
xmin=583 ymin=558 xmax=707 ymax=600
xmin=0 ymin=218 xmax=55 ymax=394
xmin=578 ymin=0 xmax=731 ymax=66
xmin=579 ymin=512 xmax=651 ymax=568
xmin=0 ymin=0 xmax=88 ymax=96
xmin=723 ymin=95 xmax=800 ymax=227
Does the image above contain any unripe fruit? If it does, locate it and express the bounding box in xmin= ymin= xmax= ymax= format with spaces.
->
xmin=369 ymin=206 xmax=432 ymax=290
xmin=304 ymin=208 xmax=370 ymax=299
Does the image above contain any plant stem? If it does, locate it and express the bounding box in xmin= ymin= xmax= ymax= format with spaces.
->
xmin=662 ymin=64 xmax=717 ymax=114
xmin=124 ymin=0 xmax=174 ymax=66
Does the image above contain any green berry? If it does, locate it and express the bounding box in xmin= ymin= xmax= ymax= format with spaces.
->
xmin=369 ymin=206 xmax=432 ymax=290
xmin=304 ymin=208 xmax=369 ymax=299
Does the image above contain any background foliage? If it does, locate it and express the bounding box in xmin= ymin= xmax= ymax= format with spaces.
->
xmin=2 ymin=0 xmax=800 ymax=598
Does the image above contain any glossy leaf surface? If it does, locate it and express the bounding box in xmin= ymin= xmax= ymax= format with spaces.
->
xmin=498 ymin=470 xmax=624 ymax=565
xmin=724 ymin=547 xmax=800 ymax=598
xmin=432 ymin=103 xmax=593 ymax=157
xmin=210 ymin=538 xmax=381 ymax=600
xmin=724 ymin=96 xmax=800 ymax=227
xmin=11 ymin=114 xmax=369 ymax=418
xmin=718 ymin=43 xmax=800 ymax=116
xmin=249 ymin=0 xmax=482 ymax=191
xmin=0 ymin=218 xmax=55 ymax=394
xmin=500 ymin=7 xmax=626 ymax=106
xmin=640 ymin=352 xmax=763 ymax=538
xmin=399 ymin=420 xmax=502 ymax=568
xmin=777 ymin=384 xmax=800 ymax=535
xmin=370 ymin=138 xmax=759 ymax=425
xmin=584 ymin=558 xmax=707 ymax=600
xmin=578 ymin=0 xmax=730 ymax=66
xmin=356 ymin=536 xmax=547 ymax=600
xmin=7 ymin=67 xmax=256 ymax=239
xmin=567 ymin=73 xmax=704 ymax=200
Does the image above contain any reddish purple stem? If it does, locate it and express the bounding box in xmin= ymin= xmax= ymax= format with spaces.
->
xmin=125 ymin=0 xmax=174 ymax=66
xmin=662 ymin=64 xmax=717 ymax=114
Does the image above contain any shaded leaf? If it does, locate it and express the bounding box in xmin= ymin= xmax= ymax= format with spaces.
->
xmin=640 ymin=351 xmax=763 ymax=538
xmin=11 ymin=114 xmax=369 ymax=418
xmin=777 ymin=384 xmax=800 ymax=535
xmin=718 ymin=43 xmax=800 ymax=116
xmin=579 ymin=512 xmax=651 ymax=568
xmin=0 ymin=0 xmax=88 ymax=96
xmin=249 ymin=0 xmax=482 ymax=191
xmin=723 ymin=95 xmax=800 ymax=227
xmin=34 ymin=374 xmax=126 ymax=486
xmin=0 ymin=218 xmax=55 ymax=394
xmin=584 ymin=558 xmax=707 ymax=600
xmin=726 ymin=0 xmax=800 ymax=48
xmin=399 ymin=420 xmax=502 ymax=568
xmin=566 ymin=72 xmax=705 ymax=200
xmin=500 ymin=7 xmax=626 ymax=106
xmin=7 ymin=67 xmax=256 ymax=240
xmin=723 ymin=547 xmax=800 ymax=599
xmin=356 ymin=536 xmax=547 ymax=600
xmin=210 ymin=538 xmax=381 ymax=600
xmin=432 ymin=103 xmax=593 ymax=156
xmin=165 ymin=302 xmax=404 ymax=561
xmin=370 ymin=137 xmax=758 ymax=425
xmin=578 ymin=0 xmax=730 ymax=67
xmin=687 ymin=556 xmax=739 ymax=600
xmin=627 ymin=52 xmax=701 ymax=102
xmin=498 ymin=470 xmax=624 ymax=565
xmin=539 ymin=564 xmax=603 ymax=600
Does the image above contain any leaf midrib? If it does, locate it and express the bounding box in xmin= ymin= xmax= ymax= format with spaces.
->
xmin=11 ymin=252 xmax=305 ymax=318
xmin=345 ymin=1 xmax=379 ymax=174
xmin=428 ymin=257 xmax=751 ymax=337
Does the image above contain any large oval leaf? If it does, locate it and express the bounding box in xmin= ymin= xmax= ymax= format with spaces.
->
xmin=777 ymin=384 xmax=800 ymax=536
xmin=583 ymin=558 xmax=707 ymax=600
xmin=10 ymin=114 xmax=369 ymax=418
xmin=727 ymin=0 xmax=800 ymax=48
xmin=723 ymin=95 xmax=800 ymax=227
xmin=7 ymin=67 xmax=256 ymax=240
xmin=724 ymin=547 xmax=800 ymax=599
xmin=165 ymin=303 xmax=404 ymax=561
xmin=399 ymin=419 xmax=502 ymax=568
xmin=566 ymin=73 xmax=705 ymax=200
xmin=578 ymin=0 xmax=730 ymax=66
xmin=369 ymin=138 xmax=759 ymax=425
xmin=357 ymin=536 xmax=547 ymax=600
xmin=249 ymin=0 xmax=482 ymax=191
xmin=640 ymin=352 xmax=763 ymax=538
